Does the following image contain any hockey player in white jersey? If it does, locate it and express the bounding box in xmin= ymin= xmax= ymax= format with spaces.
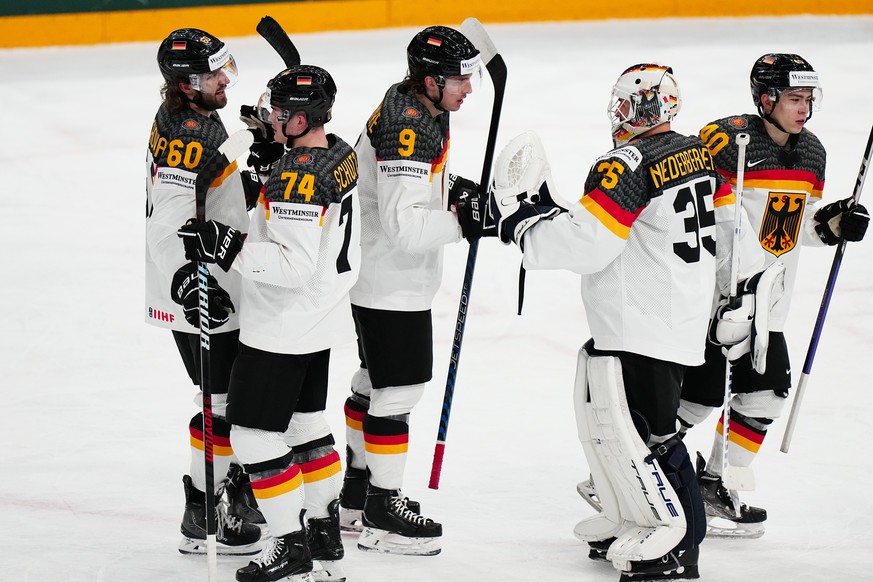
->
xmin=338 ymin=25 xmax=484 ymax=556
xmin=179 ymin=64 xmax=359 ymax=582
xmin=488 ymin=64 xmax=773 ymax=580
xmin=146 ymin=27 xmax=261 ymax=556
xmin=679 ymin=54 xmax=869 ymax=538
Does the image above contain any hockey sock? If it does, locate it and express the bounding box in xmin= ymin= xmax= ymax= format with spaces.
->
xmin=708 ymin=408 xmax=770 ymax=474
xmin=343 ymin=369 xmax=371 ymax=471
xmin=363 ymin=414 xmax=409 ymax=491
xmin=292 ymin=437 xmax=342 ymax=520
xmin=244 ymin=451 xmax=305 ymax=537
xmin=189 ymin=412 xmax=234 ymax=494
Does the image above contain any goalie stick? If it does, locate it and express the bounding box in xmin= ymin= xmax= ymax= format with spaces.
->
xmin=721 ymin=132 xmax=755 ymax=498
xmin=194 ymin=129 xmax=254 ymax=580
xmin=256 ymin=16 xmax=301 ymax=67
xmin=429 ymin=18 xmax=507 ymax=490
xmin=781 ymin=124 xmax=873 ymax=453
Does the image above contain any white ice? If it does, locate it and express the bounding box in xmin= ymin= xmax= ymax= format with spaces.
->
xmin=1 ymin=15 xmax=872 ymax=582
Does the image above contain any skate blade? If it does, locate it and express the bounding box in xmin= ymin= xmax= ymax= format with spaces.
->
xmin=619 ymin=564 xmax=700 ymax=581
xmin=356 ymin=527 xmax=441 ymax=556
xmin=312 ymin=559 xmax=346 ymax=582
xmin=178 ymin=536 xmax=262 ymax=556
xmin=339 ymin=508 xmax=363 ymax=533
xmin=577 ymin=480 xmax=603 ymax=512
xmin=706 ymin=517 xmax=765 ymax=539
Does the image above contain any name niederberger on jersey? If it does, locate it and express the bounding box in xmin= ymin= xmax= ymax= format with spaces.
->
xmin=379 ymin=159 xmax=431 ymax=183
xmin=270 ymin=201 xmax=323 ymax=226
xmin=649 ymin=145 xmax=715 ymax=190
xmin=155 ymin=167 xmax=197 ymax=192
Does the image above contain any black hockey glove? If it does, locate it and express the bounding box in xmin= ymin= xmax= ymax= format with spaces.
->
xmin=241 ymin=169 xmax=263 ymax=211
xmin=487 ymin=188 xmax=563 ymax=248
xmin=814 ymin=197 xmax=869 ymax=245
xmin=240 ymin=104 xmax=284 ymax=176
xmin=170 ymin=262 xmax=235 ymax=329
xmin=448 ymin=174 xmax=484 ymax=243
xmin=178 ymin=219 xmax=245 ymax=272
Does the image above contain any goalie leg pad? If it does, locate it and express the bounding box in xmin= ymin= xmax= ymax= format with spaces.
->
xmin=573 ymin=346 xmax=626 ymax=542
xmin=583 ymin=356 xmax=687 ymax=564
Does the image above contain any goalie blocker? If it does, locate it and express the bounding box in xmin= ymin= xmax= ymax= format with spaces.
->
xmin=573 ymin=344 xmax=705 ymax=576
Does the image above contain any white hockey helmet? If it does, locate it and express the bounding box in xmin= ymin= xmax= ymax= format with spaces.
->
xmin=608 ymin=63 xmax=681 ymax=147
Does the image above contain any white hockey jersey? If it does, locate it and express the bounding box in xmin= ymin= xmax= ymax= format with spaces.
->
xmin=524 ymin=131 xmax=756 ymax=366
xmin=350 ymin=83 xmax=463 ymax=312
xmin=233 ymin=134 xmax=361 ymax=354
xmin=145 ymin=104 xmax=249 ymax=332
xmin=699 ymin=114 xmax=827 ymax=331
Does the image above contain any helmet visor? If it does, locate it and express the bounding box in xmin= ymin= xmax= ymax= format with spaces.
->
xmin=188 ymin=51 xmax=238 ymax=91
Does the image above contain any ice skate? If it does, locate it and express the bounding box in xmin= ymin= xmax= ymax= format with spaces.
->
xmin=588 ymin=537 xmax=614 ymax=562
xmin=696 ymin=454 xmax=766 ymax=539
xmin=178 ymin=475 xmax=262 ymax=556
xmin=307 ymin=500 xmax=345 ymax=582
xmin=357 ymin=486 xmax=441 ymax=556
xmin=339 ymin=467 xmax=420 ymax=533
xmin=236 ymin=530 xmax=314 ymax=582
xmin=619 ymin=547 xmax=699 ymax=581
xmin=225 ymin=463 xmax=268 ymax=532
xmin=577 ymin=476 xmax=603 ymax=512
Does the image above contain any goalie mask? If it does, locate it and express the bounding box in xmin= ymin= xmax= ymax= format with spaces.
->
xmin=750 ymin=53 xmax=822 ymax=122
xmin=157 ymin=28 xmax=238 ymax=90
xmin=608 ymin=64 xmax=681 ymax=147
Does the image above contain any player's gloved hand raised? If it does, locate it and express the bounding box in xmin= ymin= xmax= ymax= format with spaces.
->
xmin=170 ymin=262 xmax=235 ymax=329
xmin=814 ymin=197 xmax=869 ymax=245
xmin=709 ymin=262 xmax=785 ymax=374
xmin=487 ymin=187 xmax=563 ymax=249
xmin=448 ymin=174 xmax=484 ymax=243
xmin=177 ymin=219 xmax=245 ymax=272
xmin=240 ymin=104 xmax=284 ymax=176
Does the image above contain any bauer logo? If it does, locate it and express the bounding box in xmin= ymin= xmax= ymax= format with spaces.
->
xmin=295 ymin=154 xmax=313 ymax=165
xmin=269 ymin=201 xmax=324 ymax=227
xmin=402 ymin=107 xmax=421 ymax=119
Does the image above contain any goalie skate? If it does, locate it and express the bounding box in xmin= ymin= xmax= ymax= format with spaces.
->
xmin=576 ymin=477 xmax=603 ymax=512
xmin=696 ymin=454 xmax=766 ymax=539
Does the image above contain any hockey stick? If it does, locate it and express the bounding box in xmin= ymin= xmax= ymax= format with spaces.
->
xmin=781 ymin=124 xmax=873 ymax=453
xmin=256 ymin=16 xmax=301 ymax=67
xmin=429 ymin=18 xmax=507 ymax=490
xmin=194 ymin=129 xmax=254 ymax=579
xmin=721 ymin=132 xmax=755 ymax=496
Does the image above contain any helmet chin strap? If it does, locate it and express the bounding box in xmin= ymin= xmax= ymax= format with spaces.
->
xmin=426 ymin=77 xmax=447 ymax=112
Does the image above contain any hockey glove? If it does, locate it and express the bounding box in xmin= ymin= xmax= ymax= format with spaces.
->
xmin=170 ymin=262 xmax=235 ymax=329
xmin=448 ymin=174 xmax=484 ymax=243
xmin=709 ymin=262 xmax=786 ymax=374
xmin=487 ymin=191 xmax=562 ymax=249
xmin=814 ymin=197 xmax=870 ymax=245
xmin=178 ymin=219 xmax=245 ymax=272
xmin=240 ymin=104 xmax=284 ymax=177
xmin=240 ymin=169 xmax=263 ymax=211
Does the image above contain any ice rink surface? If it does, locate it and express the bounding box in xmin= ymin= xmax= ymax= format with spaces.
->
xmin=1 ymin=15 xmax=872 ymax=581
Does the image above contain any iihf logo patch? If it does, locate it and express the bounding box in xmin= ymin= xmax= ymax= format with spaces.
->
xmin=402 ymin=108 xmax=421 ymax=119
xmin=183 ymin=119 xmax=200 ymax=130
xmin=730 ymin=117 xmax=747 ymax=129
xmin=295 ymin=154 xmax=313 ymax=165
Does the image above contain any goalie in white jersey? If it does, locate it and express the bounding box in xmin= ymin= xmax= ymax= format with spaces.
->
xmin=679 ymin=53 xmax=869 ymax=539
xmin=489 ymin=64 xmax=768 ymax=581
xmin=180 ymin=64 xmax=360 ymax=582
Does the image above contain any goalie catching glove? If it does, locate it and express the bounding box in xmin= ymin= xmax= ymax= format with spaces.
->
xmin=709 ymin=262 xmax=786 ymax=374
xmin=447 ymin=174 xmax=484 ymax=243
xmin=178 ymin=219 xmax=245 ymax=272
xmin=170 ymin=262 xmax=235 ymax=328
xmin=813 ymin=197 xmax=869 ymax=245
